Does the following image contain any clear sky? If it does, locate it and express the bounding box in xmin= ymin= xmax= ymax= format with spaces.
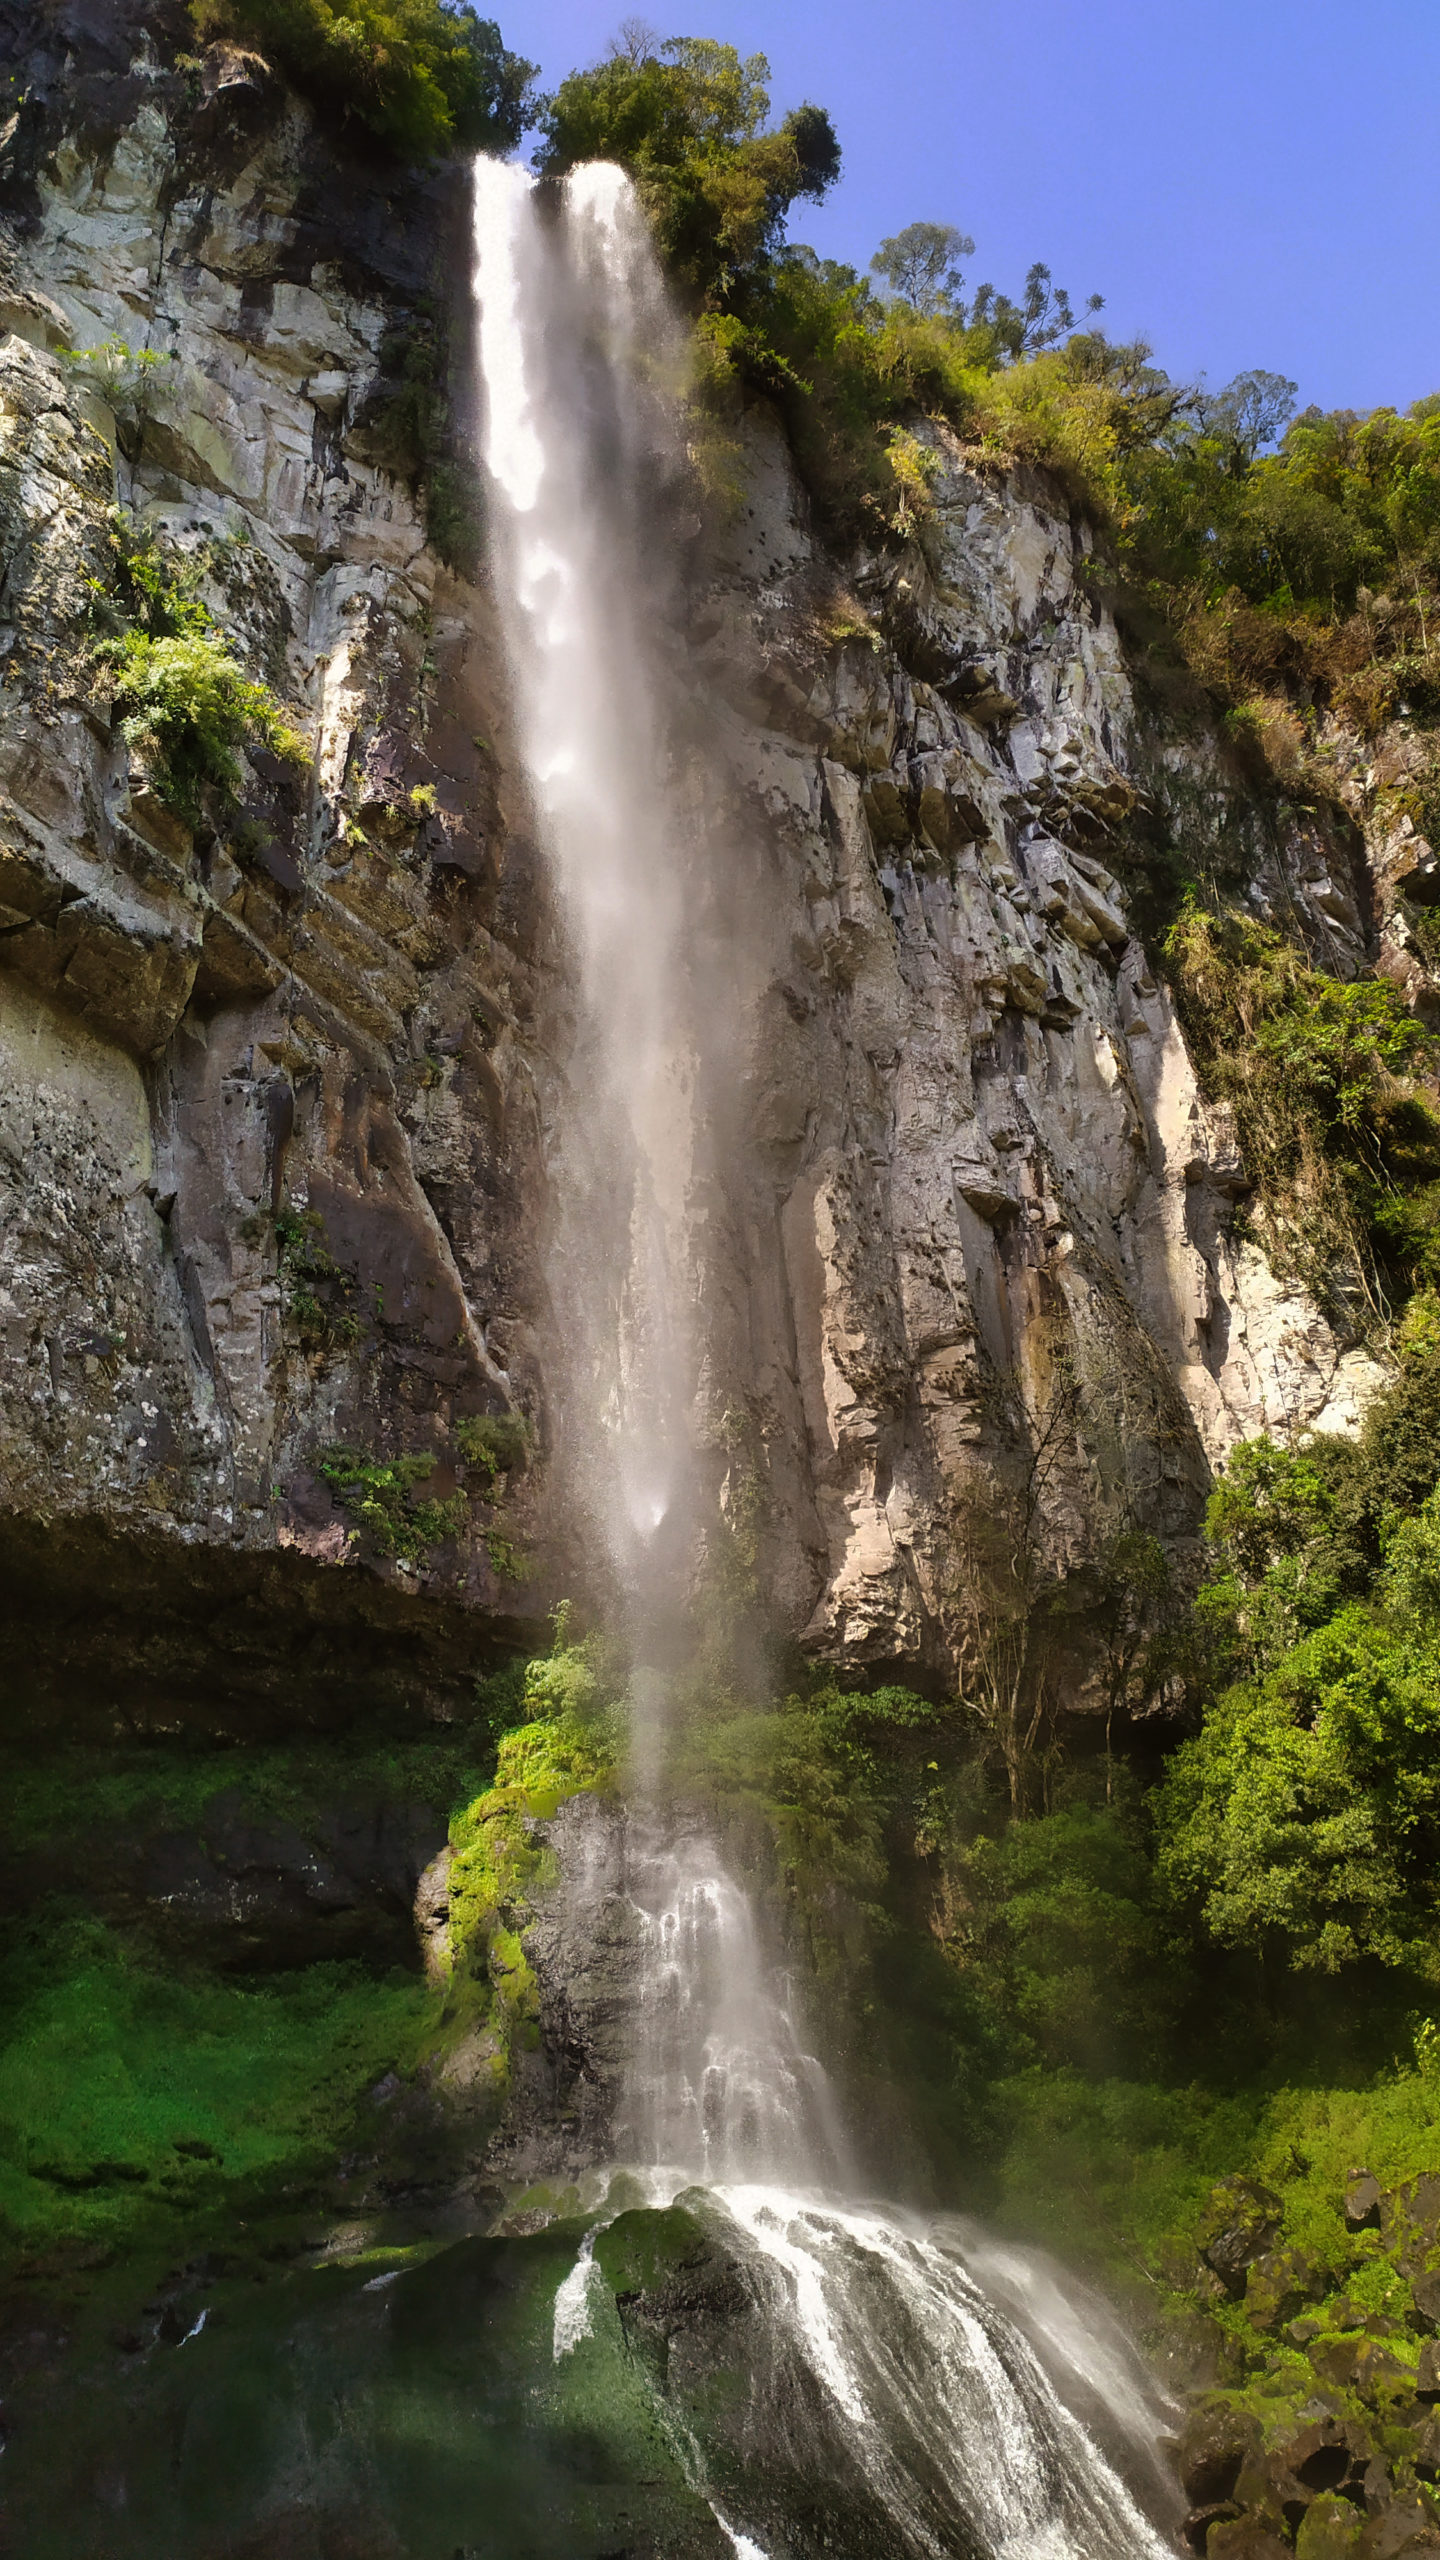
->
xmin=511 ymin=0 xmax=1440 ymax=417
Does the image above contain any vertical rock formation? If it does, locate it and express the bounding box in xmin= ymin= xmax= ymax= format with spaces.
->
xmin=0 ymin=2 xmax=1395 ymax=1708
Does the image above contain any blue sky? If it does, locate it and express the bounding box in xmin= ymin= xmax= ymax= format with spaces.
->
xmin=514 ymin=0 xmax=1440 ymax=415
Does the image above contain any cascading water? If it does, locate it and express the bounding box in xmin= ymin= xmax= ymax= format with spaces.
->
xmin=470 ymin=156 xmax=1179 ymax=2560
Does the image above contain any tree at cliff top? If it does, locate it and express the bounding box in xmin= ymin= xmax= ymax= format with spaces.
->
xmin=189 ymin=0 xmax=538 ymax=156
xmin=535 ymin=34 xmax=841 ymax=302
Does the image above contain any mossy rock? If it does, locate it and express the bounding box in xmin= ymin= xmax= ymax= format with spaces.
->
xmin=1295 ymin=2503 xmax=1364 ymax=2560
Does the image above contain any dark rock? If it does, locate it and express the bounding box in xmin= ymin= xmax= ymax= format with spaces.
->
xmin=1413 ymin=2270 xmax=1440 ymax=2331
xmin=1247 ymin=2246 xmax=1328 ymax=2331
xmin=1199 ymin=2177 xmax=1285 ymax=2295
xmin=1418 ymin=2341 xmax=1440 ymax=2400
xmin=1186 ymin=2502 xmax=1242 ymax=2551
xmin=1346 ymin=2174 xmax=1384 ymax=2232
xmin=1276 ymin=2416 xmax=1375 ymax=2494
xmin=1355 ymin=2488 xmax=1440 ymax=2554
xmin=1179 ymin=2398 xmax=1260 ymax=2504
xmin=1206 ymin=2522 xmax=1295 ymax=2560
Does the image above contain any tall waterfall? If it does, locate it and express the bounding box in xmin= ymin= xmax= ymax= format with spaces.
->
xmin=470 ymin=158 xmax=1178 ymax=2560
xmin=471 ymin=156 xmax=696 ymax=1581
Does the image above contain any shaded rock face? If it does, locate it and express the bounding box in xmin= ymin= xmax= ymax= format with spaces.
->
xmin=0 ymin=1 xmax=1396 ymax=1708
xmin=674 ymin=411 xmax=1385 ymax=1671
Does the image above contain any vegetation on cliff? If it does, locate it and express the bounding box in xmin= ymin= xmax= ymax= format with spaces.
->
xmin=188 ymin=0 xmax=538 ymax=157
xmin=91 ymin=512 xmax=308 ymax=823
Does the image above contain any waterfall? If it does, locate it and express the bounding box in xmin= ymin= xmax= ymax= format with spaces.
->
xmin=471 ymin=155 xmax=696 ymax=1583
xmin=470 ymin=157 xmax=1179 ymax=2560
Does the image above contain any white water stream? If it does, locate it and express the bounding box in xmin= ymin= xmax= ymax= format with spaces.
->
xmin=471 ymin=155 xmax=1179 ymax=2560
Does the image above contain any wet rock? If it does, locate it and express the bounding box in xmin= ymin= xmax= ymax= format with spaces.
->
xmin=1347 ymin=2174 xmax=1385 ymax=2232
xmin=1199 ymin=2177 xmax=1285 ymax=2295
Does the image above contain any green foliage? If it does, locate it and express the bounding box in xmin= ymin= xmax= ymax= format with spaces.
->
xmin=101 ymin=632 xmax=308 ymax=822
xmin=0 ymin=1913 xmax=432 ymax=2256
xmin=1156 ymin=1326 xmax=1440 ymax=1977
xmin=273 ymin=1207 xmax=361 ymax=1351
xmin=1162 ymin=897 xmax=1440 ymax=1318
xmin=318 ymin=1444 xmax=467 ymax=1562
xmin=60 ymin=336 xmax=174 ymax=433
xmin=455 ymin=1411 xmax=531 ymax=1483
xmin=1131 ymin=391 xmax=1440 ymax=618
xmin=92 ymin=515 xmax=307 ymax=822
xmin=190 ymin=0 xmax=538 ymax=158
xmin=536 ymin=36 xmax=840 ymax=303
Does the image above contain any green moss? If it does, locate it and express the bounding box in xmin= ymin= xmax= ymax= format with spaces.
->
xmin=429 ymin=1645 xmax=618 ymax=2080
xmin=0 ymin=1914 xmax=435 ymax=2262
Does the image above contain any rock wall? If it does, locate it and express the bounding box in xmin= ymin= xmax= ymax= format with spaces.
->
xmin=688 ymin=413 xmax=1383 ymax=1668
xmin=0 ymin=0 xmax=1394 ymax=1714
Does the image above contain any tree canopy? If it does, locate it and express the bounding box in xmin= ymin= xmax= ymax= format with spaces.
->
xmin=535 ymin=34 xmax=841 ymax=299
xmin=189 ymin=0 xmax=539 ymax=157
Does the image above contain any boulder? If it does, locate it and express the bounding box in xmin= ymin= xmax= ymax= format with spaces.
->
xmin=1346 ymin=2174 xmax=1384 ymax=2233
xmin=1206 ymin=2523 xmax=1296 ymax=2560
xmin=1199 ymin=2177 xmax=1286 ymax=2295
xmin=1179 ymin=2398 xmax=1260 ymax=2504
xmin=1247 ymin=2246 xmax=1328 ymax=2332
xmin=1412 ymin=2269 xmax=1440 ymax=2331
xmin=1296 ymin=2496 xmax=1365 ymax=2557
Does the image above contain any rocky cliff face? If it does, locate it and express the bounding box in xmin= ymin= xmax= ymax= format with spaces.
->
xmin=0 ymin=0 xmax=1395 ymax=1717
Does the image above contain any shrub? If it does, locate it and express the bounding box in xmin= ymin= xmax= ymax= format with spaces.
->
xmin=1161 ymin=896 xmax=1440 ymax=1319
xmin=318 ymin=1445 xmax=467 ymax=1561
xmin=91 ymin=514 xmax=308 ymax=822
xmin=189 ymin=0 xmax=538 ymax=158
xmin=100 ymin=630 xmax=307 ymax=823
xmin=454 ymin=1411 xmax=531 ymax=1483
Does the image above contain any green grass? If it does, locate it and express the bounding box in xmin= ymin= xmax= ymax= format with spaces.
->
xmin=0 ymin=1914 xmax=435 ymax=2258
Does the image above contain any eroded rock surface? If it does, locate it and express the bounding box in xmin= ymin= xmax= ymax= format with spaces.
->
xmin=0 ymin=0 xmax=1402 ymax=1707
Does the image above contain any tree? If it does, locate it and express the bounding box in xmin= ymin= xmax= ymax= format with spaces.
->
xmin=1196 ymin=368 xmax=1299 ymax=470
xmin=970 ymin=261 xmax=1104 ymax=359
xmin=536 ymin=37 xmax=841 ymax=300
xmin=869 ymin=220 xmax=974 ymax=316
xmin=190 ymin=0 xmax=539 ymax=156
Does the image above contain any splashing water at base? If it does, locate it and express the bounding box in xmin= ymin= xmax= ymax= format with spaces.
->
xmin=546 ymin=2175 xmax=1178 ymax=2560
